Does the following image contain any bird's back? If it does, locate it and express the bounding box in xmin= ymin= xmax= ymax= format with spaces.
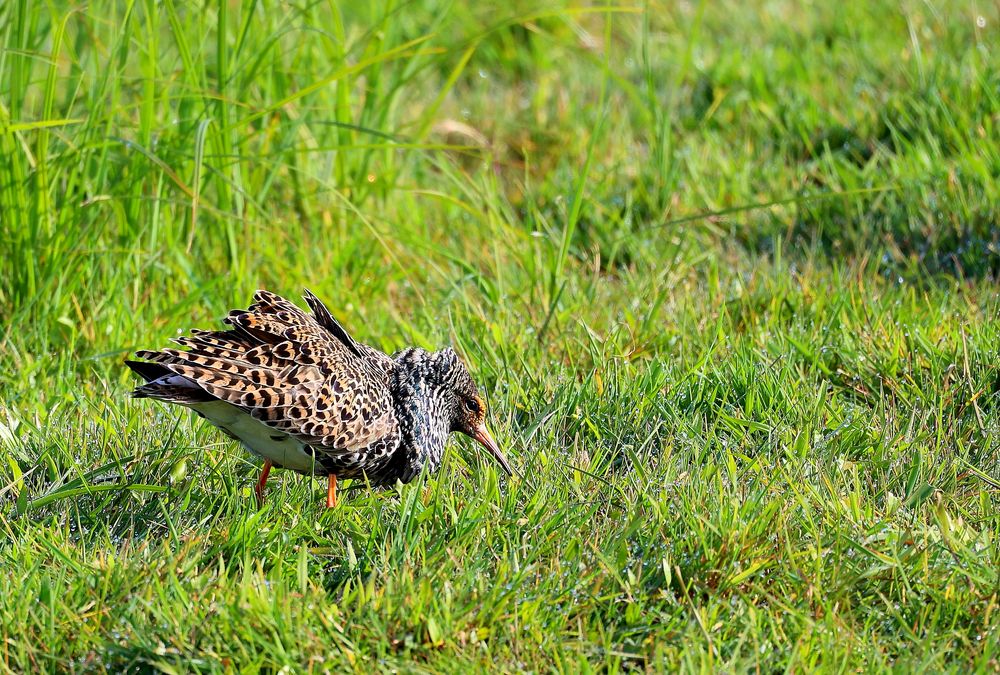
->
xmin=127 ymin=290 xmax=403 ymax=480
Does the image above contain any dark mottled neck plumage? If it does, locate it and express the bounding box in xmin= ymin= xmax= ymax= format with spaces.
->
xmin=386 ymin=347 xmax=455 ymax=482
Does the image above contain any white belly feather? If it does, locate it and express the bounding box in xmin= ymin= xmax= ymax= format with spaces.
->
xmin=191 ymin=400 xmax=317 ymax=473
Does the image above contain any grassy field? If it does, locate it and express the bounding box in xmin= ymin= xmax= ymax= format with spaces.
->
xmin=2 ymin=0 xmax=999 ymax=671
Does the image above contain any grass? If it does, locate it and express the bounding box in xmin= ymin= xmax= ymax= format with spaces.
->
xmin=1 ymin=0 xmax=999 ymax=671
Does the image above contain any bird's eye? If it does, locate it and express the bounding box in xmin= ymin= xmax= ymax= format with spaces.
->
xmin=464 ymin=398 xmax=478 ymax=413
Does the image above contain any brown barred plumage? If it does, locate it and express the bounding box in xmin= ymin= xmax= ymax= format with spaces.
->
xmin=126 ymin=290 xmax=513 ymax=507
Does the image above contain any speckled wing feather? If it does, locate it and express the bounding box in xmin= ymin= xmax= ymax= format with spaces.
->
xmin=133 ymin=290 xmax=399 ymax=455
xmin=302 ymin=289 xmax=395 ymax=378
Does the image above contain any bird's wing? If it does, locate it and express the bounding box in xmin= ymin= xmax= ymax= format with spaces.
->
xmin=302 ymin=288 xmax=396 ymax=377
xmin=131 ymin=290 xmax=398 ymax=452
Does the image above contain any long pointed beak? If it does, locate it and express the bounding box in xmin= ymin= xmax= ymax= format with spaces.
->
xmin=469 ymin=424 xmax=517 ymax=479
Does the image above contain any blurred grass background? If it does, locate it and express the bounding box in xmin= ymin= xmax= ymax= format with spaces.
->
xmin=1 ymin=0 xmax=999 ymax=671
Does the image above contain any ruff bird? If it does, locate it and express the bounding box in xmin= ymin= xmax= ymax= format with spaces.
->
xmin=126 ymin=290 xmax=512 ymax=507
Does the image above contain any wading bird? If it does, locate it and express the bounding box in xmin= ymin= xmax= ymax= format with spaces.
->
xmin=126 ymin=290 xmax=512 ymax=507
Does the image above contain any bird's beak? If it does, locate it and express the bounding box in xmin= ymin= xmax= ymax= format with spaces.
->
xmin=470 ymin=424 xmax=515 ymax=478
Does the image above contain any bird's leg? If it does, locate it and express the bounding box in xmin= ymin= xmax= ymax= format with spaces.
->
xmin=326 ymin=473 xmax=338 ymax=508
xmin=255 ymin=459 xmax=272 ymax=506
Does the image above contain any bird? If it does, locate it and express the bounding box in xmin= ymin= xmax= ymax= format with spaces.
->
xmin=125 ymin=289 xmax=513 ymax=508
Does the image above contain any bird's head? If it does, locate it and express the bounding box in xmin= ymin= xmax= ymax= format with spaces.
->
xmin=395 ymin=347 xmax=514 ymax=477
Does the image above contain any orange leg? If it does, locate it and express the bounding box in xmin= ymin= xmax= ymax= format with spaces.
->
xmin=326 ymin=473 xmax=338 ymax=508
xmin=255 ymin=459 xmax=272 ymax=506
